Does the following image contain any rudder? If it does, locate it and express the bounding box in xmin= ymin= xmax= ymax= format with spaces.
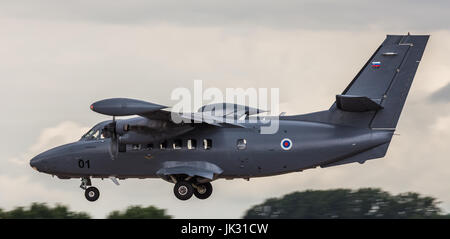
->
xmin=369 ymin=35 xmax=429 ymax=129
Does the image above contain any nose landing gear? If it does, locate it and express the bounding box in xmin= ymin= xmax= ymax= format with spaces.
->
xmin=80 ymin=177 xmax=100 ymax=202
xmin=85 ymin=187 xmax=100 ymax=202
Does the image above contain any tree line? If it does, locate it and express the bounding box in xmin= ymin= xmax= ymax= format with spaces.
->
xmin=1 ymin=188 xmax=449 ymax=219
xmin=0 ymin=204 xmax=171 ymax=219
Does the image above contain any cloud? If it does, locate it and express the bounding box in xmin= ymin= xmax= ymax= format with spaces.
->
xmin=431 ymin=114 xmax=450 ymax=132
xmin=7 ymin=121 xmax=89 ymax=166
xmin=429 ymin=83 xmax=450 ymax=102
xmin=0 ymin=0 xmax=449 ymax=31
xmin=0 ymin=175 xmax=75 ymax=206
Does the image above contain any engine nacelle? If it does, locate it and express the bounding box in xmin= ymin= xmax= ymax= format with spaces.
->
xmin=118 ymin=126 xmax=192 ymax=144
xmin=101 ymin=117 xmax=193 ymax=144
xmin=115 ymin=118 xmax=169 ymax=134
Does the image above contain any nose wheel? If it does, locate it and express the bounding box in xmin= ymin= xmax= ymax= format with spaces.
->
xmin=85 ymin=186 xmax=100 ymax=202
xmin=80 ymin=177 xmax=100 ymax=202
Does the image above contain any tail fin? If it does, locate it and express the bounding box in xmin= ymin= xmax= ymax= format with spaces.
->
xmin=291 ymin=34 xmax=429 ymax=129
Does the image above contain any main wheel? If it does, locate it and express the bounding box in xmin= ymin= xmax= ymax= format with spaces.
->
xmin=85 ymin=186 xmax=100 ymax=202
xmin=173 ymin=181 xmax=194 ymax=200
xmin=194 ymin=182 xmax=213 ymax=200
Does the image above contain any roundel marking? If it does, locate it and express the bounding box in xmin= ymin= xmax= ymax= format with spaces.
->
xmin=281 ymin=138 xmax=293 ymax=151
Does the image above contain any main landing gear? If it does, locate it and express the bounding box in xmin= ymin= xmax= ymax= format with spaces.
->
xmin=80 ymin=177 xmax=100 ymax=202
xmin=78 ymin=176 xmax=212 ymax=201
xmin=173 ymin=180 xmax=213 ymax=201
xmin=193 ymin=182 xmax=213 ymax=200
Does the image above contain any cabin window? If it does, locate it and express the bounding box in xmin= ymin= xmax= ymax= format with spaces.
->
xmin=82 ymin=129 xmax=101 ymax=140
xmin=160 ymin=141 xmax=167 ymax=149
xmin=203 ymin=139 xmax=212 ymax=150
xmin=144 ymin=143 xmax=153 ymax=150
xmin=132 ymin=144 xmax=141 ymax=150
xmin=173 ymin=139 xmax=182 ymax=149
xmin=187 ymin=139 xmax=197 ymax=150
xmin=100 ymin=129 xmax=110 ymax=139
xmin=237 ymin=139 xmax=247 ymax=150
xmin=93 ymin=130 xmax=101 ymax=139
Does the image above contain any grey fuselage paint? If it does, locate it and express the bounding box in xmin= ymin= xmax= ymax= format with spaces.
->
xmin=31 ymin=116 xmax=393 ymax=180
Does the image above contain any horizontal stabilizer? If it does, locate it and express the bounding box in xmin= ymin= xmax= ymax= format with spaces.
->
xmin=90 ymin=98 xmax=167 ymax=116
xmin=335 ymin=95 xmax=383 ymax=112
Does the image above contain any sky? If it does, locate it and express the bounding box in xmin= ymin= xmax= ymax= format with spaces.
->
xmin=0 ymin=1 xmax=449 ymax=218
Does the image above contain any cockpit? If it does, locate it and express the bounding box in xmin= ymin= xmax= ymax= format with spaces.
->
xmin=80 ymin=120 xmax=112 ymax=141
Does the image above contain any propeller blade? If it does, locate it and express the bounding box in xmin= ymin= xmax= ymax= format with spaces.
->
xmin=109 ymin=135 xmax=118 ymax=160
xmin=105 ymin=116 xmax=119 ymax=160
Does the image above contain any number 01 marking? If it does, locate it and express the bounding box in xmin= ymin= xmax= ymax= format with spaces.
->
xmin=78 ymin=159 xmax=90 ymax=169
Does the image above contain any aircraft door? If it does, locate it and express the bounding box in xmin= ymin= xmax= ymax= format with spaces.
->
xmin=236 ymin=139 xmax=252 ymax=176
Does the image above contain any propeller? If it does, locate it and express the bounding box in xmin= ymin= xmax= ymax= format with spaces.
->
xmin=90 ymin=98 xmax=169 ymax=160
xmin=103 ymin=116 xmax=119 ymax=160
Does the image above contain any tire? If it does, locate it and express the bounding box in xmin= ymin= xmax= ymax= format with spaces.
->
xmin=194 ymin=182 xmax=213 ymax=200
xmin=173 ymin=181 xmax=194 ymax=201
xmin=85 ymin=187 xmax=100 ymax=202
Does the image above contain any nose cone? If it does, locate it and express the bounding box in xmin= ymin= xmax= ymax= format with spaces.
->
xmin=30 ymin=153 xmax=46 ymax=172
xmin=30 ymin=147 xmax=60 ymax=172
xmin=29 ymin=142 xmax=79 ymax=174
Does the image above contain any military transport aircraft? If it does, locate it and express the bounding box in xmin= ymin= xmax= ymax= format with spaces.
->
xmin=30 ymin=34 xmax=429 ymax=201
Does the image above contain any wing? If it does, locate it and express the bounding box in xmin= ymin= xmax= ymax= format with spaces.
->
xmin=91 ymin=98 xmax=247 ymax=128
xmin=173 ymin=112 xmax=246 ymax=128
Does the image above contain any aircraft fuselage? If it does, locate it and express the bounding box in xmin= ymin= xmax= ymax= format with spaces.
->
xmin=31 ymin=118 xmax=392 ymax=180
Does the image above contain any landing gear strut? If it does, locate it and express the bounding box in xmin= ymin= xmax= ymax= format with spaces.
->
xmin=80 ymin=177 xmax=100 ymax=202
